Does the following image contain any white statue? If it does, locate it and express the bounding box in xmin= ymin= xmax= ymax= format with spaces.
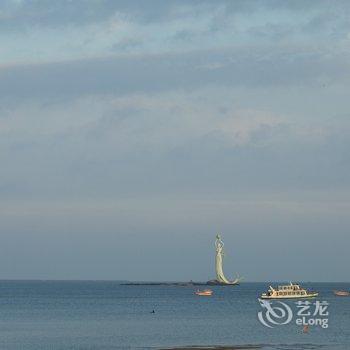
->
xmin=215 ymin=234 xmax=242 ymax=285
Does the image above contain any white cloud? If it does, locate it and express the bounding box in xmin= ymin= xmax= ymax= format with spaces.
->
xmin=218 ymin=109 xmax=284 ymax=145
xmin=1 ymin=0 xmax=350 ymax=66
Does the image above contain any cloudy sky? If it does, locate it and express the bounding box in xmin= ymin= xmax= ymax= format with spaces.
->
xmin=1 ymin=0 xmax=349 ymax=281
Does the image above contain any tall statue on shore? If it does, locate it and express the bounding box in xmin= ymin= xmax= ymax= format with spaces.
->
xmin=212 ymin=234 xmax=242 ymax=285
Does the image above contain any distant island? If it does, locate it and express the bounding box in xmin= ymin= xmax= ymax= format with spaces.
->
xmin=121 ymin=281 xmax=235 ymax=286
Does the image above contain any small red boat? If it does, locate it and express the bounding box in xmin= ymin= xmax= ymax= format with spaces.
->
xmin=195 ymin=289 xmax=213 ymax=296
xmin=334 ymin=290 xmax=350 ymax=297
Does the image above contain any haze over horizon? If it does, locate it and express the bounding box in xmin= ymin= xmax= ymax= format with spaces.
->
xmin=1 ymin=0 xmax=350 ymax=282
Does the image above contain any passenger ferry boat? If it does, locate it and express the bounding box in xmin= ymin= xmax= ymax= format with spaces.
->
xmin=260 ymin=283 xmax=318 ymax=299
xmin=195 ymin=289 xmax=213 ymax=296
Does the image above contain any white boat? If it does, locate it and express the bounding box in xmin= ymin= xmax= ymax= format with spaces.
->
xmin=260 ymin=282 xmax=318 ymax=299
xmin=334 ymin=290 xmax=350 ymax=297
xmin=195 ymin=289 xmax=213 ymax=296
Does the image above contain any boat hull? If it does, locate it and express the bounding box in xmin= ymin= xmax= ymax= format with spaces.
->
xmin=334 ymin=291 xmax=350 ymax=297
xmin=195 ymin=288 xmax=213 ymax=296
xmin=261 ymin=293 xmax=319 ymax=300
xmin=195 ymin=293 xmax=212 ymax=296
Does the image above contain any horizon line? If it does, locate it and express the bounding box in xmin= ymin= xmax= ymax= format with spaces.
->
xmin=0 ymin=279 xmax=349 ymax=283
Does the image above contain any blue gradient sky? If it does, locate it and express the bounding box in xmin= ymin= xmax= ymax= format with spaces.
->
xmin=1 ymin=0 xmax=350 ymax=281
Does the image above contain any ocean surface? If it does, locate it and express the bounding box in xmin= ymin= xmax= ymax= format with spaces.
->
xmin=0 ymin=281 xmax=349 ymax=350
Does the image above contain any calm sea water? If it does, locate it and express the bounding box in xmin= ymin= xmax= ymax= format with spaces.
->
xmin=0 ymin=281 xmax=349 ymax=350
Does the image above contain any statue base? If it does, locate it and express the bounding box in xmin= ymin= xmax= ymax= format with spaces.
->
xmin=206 ymin=279 xmax=240 ymax=286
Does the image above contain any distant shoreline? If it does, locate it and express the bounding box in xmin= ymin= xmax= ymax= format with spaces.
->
xmin=121 ymin=282 xmax=242 ymax=286
xmin=121 ymin=282 xmax=209 ymax=286
xmin=0 ymin=280 xmax=348 ymax=283
xmin=160 ymin=346 xmax=262 ymax=350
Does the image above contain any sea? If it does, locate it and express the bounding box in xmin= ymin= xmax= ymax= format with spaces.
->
xmin=0 ymin=281 xmax=349 ymax=350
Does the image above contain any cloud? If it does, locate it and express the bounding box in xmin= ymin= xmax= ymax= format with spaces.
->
xmin=1 ymin=44 xmax=350 ymax=100
xmin=218 ymin=109 xmax=284 ymax=145
xmin=1 ymin=0 xmax=350 ymax=66
xmin=1 ymin=89 xmax=350 ymax=202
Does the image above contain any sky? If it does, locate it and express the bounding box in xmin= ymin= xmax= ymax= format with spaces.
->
xmin=0 ymin=0 xmax=350 ymax=281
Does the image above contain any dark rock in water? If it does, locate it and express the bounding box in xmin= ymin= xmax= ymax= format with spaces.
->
xmin=121 ymin=280 xmax=240 ymax=286
xmin=121 ymin=282 xmax=196 ymax=286
xmin=206 ymin=279 xmax=220 ymax=285
xmin=206 ymin=279 xmax=240 ymax=286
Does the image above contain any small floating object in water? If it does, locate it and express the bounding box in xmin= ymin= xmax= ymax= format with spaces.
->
xmin=195 ymin=289 xmax=213 ymax=296
xmin=334 ymin=290 xmax=350 ymax=297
